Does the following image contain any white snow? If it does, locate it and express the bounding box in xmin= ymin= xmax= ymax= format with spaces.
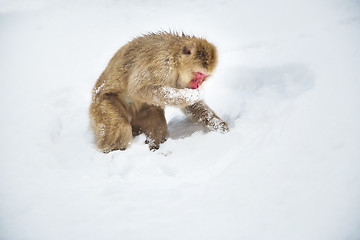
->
xmin=1 ymin=0 xmax=360 ymax=239
xmin=94 ymin=82 xmax=105 ymax=95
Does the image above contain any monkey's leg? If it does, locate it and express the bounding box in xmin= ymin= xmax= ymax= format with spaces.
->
xmin=131 ymin=104 xmax=168 ymax=150
xmin=90 ymin=94 xmax=133 ymax=152
xmin=182 ymin=100 xmax=229 ymax=133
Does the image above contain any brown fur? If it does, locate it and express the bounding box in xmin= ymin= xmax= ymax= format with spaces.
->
xmin=89 ymin=32 xmax=228 ymax=152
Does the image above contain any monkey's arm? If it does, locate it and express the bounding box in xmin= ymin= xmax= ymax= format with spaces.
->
xmin=131 ymin=85 xmax=201 ymax=108
xmin=182 ymin=100 xmax=229 ymax=133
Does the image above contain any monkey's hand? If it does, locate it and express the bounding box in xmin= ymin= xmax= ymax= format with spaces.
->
xmin=182 ymin=100 xmax=229 ymax=133
xmin=207 ymin=116 xmax=229 ymax=133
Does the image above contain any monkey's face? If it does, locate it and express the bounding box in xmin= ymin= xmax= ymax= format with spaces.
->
xmin=178 ymin=38 xmax=218 ymax=89
xmin=177 ymin=67 xmax=211 ymax=89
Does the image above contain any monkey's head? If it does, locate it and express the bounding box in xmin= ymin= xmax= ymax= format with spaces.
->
xmin=177 ymin=37 xmax=218 ymax=89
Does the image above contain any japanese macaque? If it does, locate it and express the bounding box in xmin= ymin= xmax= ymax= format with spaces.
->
xmin=89 ymin=32 xmax=229 ymax=152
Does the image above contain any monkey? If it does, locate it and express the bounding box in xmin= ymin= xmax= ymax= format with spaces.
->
xmin=89 ymin=31 xmax=229 ymax=152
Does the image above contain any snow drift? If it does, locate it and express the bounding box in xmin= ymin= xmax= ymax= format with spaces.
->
xmin=0 ymin=0 xmax=360 ymax=239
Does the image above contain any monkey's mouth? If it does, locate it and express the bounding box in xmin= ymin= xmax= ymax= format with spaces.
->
xmin=189 ymin=72 xmax=209 ymax=89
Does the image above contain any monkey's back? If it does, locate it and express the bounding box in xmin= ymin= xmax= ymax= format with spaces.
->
xmin=95 ymin=33 xmax=187 ymax=96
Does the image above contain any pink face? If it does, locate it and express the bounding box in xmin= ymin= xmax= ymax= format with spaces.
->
xmin=188 ymin=72 xmax=209 ymax=89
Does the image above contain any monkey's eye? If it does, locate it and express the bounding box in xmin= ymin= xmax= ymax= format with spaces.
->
xmin=182 ymin=46 xmax=192 ymax=55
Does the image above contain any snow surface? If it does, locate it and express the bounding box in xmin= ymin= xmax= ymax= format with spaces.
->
xmin=1 ymin=0 xmax=360 ymax=239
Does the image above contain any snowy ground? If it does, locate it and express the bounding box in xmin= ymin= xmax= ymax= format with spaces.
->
xmin=1 ymin=0 xmax=360 ymax=239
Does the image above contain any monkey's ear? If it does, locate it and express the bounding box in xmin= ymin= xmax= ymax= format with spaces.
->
xmin=182 ymin=43 xmax=195 ymax=55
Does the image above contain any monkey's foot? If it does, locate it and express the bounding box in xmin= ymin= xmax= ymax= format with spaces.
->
xmin=145 ymin=136 xmax=167 ymax=151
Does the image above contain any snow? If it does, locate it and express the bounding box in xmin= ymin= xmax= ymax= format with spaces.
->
xmin=94 ymin=82 xmax=105 ymax=95
xmin=161 ymin=86 xmax=201 ymax=106
xmin=0 ymin=0 xmax=360 ymax=239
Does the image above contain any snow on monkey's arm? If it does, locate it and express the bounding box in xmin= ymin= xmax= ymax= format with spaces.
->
xmin=161 ymin=86 xmax=201 ymax=106
xmin=131 ymin=85 xmax=202 ymax=108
